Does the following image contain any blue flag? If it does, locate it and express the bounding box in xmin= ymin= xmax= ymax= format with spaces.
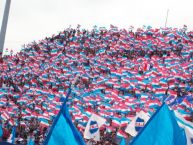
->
xmin=27 ymin=137 xmax=35 ymax=145
xmin=120 ymin=138 xmax=126 ymax=145
xmin=130 ymin=104 xmax=187 ymax=145
xmin=11 ymin=126 xmax=16 ymax=144
xmin=7 ymin=126 xmax=16 ymax=144
xmin=0 ymin=124 xmax=3 ymax=137
xmin=43 ymin=89 xmax=85 ymax=145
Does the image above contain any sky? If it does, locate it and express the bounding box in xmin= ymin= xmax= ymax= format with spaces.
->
xmin=0 ymin=0 xmax=193 ymax=54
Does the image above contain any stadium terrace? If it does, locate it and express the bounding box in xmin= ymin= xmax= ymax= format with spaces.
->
xmin=0 ymin=25 xmax=193 ymax=144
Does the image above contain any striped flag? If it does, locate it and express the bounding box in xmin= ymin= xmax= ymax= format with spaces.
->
xmin=125 ymin=111 xmax=150 ymax=136
xmin=84 ymin=114 xmax=106 ymax=141
xmin=1 ymin=112 xmax=10 ymax=121
xmin=117 ymin=129 xmax=128 ymax=139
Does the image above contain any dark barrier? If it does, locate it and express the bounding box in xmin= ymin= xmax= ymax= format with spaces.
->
xmin=0 ymin=142 xmax=18 ymax=145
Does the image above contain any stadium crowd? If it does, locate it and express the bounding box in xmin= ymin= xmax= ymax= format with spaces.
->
xmin=0 ymin=25 xmax=193 ymax=144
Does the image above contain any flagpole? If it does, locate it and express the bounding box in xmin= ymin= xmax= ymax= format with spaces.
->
xmin=64 ymin=74 xmax=80 ymax=105
xmin=0 ymin=0 xmax=11 ymax=56
xmin=164 ymin=9 xmax=169 ymax=28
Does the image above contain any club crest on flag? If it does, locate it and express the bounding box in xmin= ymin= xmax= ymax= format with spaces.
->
xmin=89 ymin=120 xmax=99 ymax=134
xmin=135 ymin=117 xmax=145 ymax=132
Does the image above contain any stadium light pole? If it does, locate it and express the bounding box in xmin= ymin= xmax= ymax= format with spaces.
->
xmin=0 ymin=0 xmax=11 ymax=57
xmin=164 ymin=9 xmax=169 ymax=28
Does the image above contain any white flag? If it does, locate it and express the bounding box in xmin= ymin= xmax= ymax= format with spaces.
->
xmin=175 ymin=111 xmax=193 ymax=145
xmin=84 ymin=113 xmax=106 ymax=141
xmin=185 ymin=127 xmax=193 ymax=145
xmin=125 ymin=111 xmax=150 ymax=136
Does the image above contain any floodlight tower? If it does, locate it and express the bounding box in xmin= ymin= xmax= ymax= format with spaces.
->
xmin=165 ymin=9 xmax=169 ymax=28
xmin=0 ymin=0 xmax=11 ymax=56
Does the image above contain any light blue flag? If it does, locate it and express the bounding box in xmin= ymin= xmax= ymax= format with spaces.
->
xmin=0 ymin=124 xmax=3 ymax=137
xmin=11 ymin=126 xmax=16 ymax=144
xmin=130 ymin=104 xmax=187 ymax=145
xmin=0 ymin=116 xmax=3 ymax=138
xmin=7 ymin=126 xmax=16 ymax=143
xmin=27 ymin=137 xmax=34 ymax=145
xmin=43 ymin=89 xmax=85 ymax=145
xmin=120 ymin=138 xmax=126 ymax=145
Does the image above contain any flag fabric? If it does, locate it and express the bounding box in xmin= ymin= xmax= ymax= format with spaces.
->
xmin=185 ymin=128 xmax=193 ymax=145
xmin=125 ymin=111 xmax=150 ymax=136
xmin=7 ymin=126 xmax=16 ymax=144
xmin=175 ymin=111 xmax=193 ymax=130
xmin=40 ymin=119 xmax=50 ymax=128
xmin=27 ymin=137 xmax=35 ymax=145
xmin=1 ymin=112 xmax=10 ymax=121
xmin=120 ymin=138 xmax=126 ymax=145
xmin=117 ymin=129 xmax=128 ymax=139
xmin=130 ymin=104 xmax=187 ymax=145
xmin=43 ymin=103 xmax=85 ymax=145
xmin=11 ymin=127 xmax=16 ymax=144
xmin=0 ymin=123 xmax=3 ymax=137
xmin=175 ymin=111 xmax=193 ymax=145
xmin=84 ymin=113 xmax=106 ymax=141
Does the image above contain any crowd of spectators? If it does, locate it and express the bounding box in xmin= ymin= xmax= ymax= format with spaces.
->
xmin=0 ymin=25 xmax=192 ymax=144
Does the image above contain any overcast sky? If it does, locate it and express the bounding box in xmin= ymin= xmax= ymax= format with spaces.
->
xmin=0 ymin=0 xmax=193 ymax=53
